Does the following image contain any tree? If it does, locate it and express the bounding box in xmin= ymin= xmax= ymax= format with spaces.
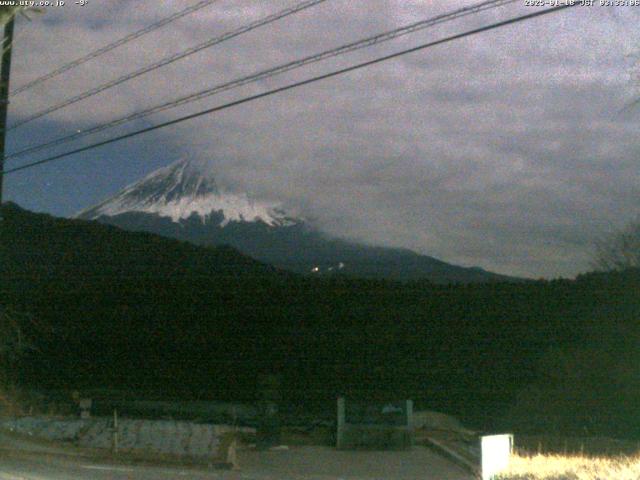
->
xmin=0 ymin=306 xmax=33 ymax=387
xmin=0 ymin=7 xmax=20 ymax=26
xmin=593 ymin=218 xmax=640 ymax=271
xmin=0 ymin=306 xmax=38 ymax=415
xmin=0 ymin=6 xmax=32 ymax=29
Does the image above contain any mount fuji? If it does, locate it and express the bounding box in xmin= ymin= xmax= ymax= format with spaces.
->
xmin=77 ymin=158 xmax=516 ymax=283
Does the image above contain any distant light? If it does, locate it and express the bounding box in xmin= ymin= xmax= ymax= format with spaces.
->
xmin=338 ymin=262 xmax=345 ymax=269
xmin=312 ymin=266 xmax=320 ymax=273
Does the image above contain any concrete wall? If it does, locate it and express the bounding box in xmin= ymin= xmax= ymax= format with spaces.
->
xmin=1 ymin=416 xmax=253 ymax=459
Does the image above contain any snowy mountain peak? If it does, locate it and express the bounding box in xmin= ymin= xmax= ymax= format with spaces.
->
xmin=76 ymin=158 xmax=296 ymax=227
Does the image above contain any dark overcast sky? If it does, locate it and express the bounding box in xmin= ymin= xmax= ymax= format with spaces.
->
xmin=4 ymin=0 xmax=640 ymax=279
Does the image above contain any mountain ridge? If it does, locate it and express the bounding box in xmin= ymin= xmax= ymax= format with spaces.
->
xmin=77 ymin=158 xmax=521 ymax=284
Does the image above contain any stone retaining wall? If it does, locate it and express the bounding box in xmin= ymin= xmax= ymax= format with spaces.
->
xmin=0 ymin=416 xmax=253 ymax=459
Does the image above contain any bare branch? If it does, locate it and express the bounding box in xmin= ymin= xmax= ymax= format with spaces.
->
xmin=592 ymin=217 xmax=640 ymax=271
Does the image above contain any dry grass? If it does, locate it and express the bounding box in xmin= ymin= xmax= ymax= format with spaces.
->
xmin=513 ymin=435 xmax=640 ymax=457
xmin=496 ymin=452 xmax=640 ymax=480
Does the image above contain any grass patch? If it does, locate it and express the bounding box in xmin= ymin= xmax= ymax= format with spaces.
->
xmin=513 ymin=435 xmax=640 ymax=457
xmin=496 ymin=453 xmax=640 ymax=479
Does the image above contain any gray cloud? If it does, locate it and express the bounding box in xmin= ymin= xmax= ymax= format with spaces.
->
xmin=6 ymin=0 xmax=640 ymax=278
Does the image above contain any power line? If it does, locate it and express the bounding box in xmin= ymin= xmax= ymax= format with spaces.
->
xmin=8 ymin=0 xmax=328 ymax=130
xmin=10 ymin=0 xmax=219 ymax=96
xmin=7 ymin=0 xmax=518 ymax=161
xmin=2 ymin=4 xmax=577 ymax=176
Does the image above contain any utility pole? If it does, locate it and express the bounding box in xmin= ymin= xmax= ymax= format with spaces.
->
xmin=0 ymin=16 xmax=15 ymax=204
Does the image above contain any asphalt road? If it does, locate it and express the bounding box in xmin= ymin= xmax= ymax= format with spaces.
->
xmin=0 ymin=431 xmax=475 ymax=480
xmin=0 ymin=450 xmax=239 ymax=480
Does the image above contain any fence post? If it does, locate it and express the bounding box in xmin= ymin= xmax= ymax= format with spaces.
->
xmin=112 ymin=409 xmax=119 ymax=454
xmin=336 ymin=397 xmax=345 ymax=449
xmin=406 ymin=399 xmax=413 ymax=447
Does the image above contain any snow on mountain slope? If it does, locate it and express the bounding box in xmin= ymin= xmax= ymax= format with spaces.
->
xmin=77 ymin=158 xmax=295 ymax=227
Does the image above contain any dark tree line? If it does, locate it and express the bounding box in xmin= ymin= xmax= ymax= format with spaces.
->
xmin=1 ymin=202 xmax=639 ymax=437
